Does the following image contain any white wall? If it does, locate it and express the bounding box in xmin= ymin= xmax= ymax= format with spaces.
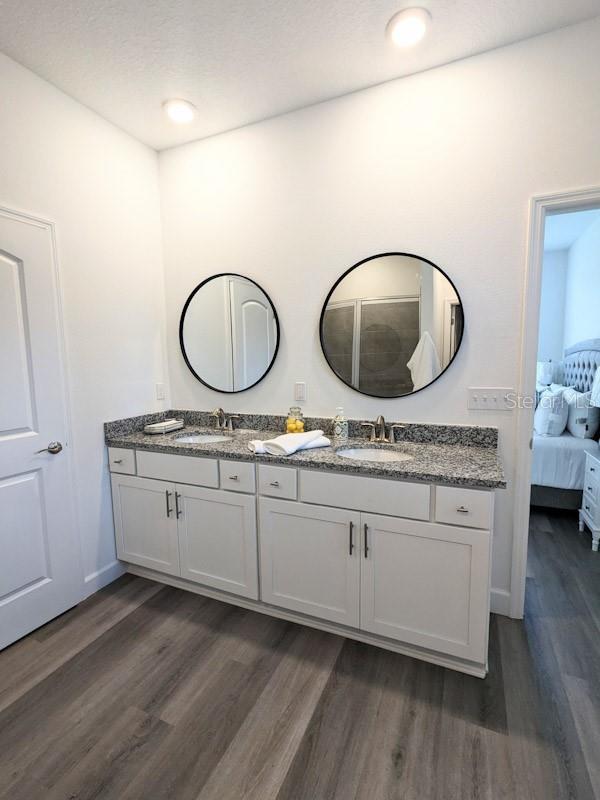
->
xmin=563 ymin=216 xmax=600 ymax=348
xmin=159 ymin=18 xmax=600 ymax=610
xmin=329 ymin=256 xmax=420 ymax=302
xmin=538 ymin=249 xmax=568 ymax=362
xmin=0 ymin=52 xmax=167 ymax=594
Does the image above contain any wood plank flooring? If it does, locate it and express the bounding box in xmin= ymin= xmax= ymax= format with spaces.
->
xmin=1 ymin=508 xmax=599 ymax=799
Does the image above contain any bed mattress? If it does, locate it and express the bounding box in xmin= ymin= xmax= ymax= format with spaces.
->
xmin=531 ymin=432 xmax=599 ymax=490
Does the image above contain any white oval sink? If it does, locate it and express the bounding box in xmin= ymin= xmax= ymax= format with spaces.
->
xmin=172 ymin=432 xmax=232 ymax=444
xmin=337 ymin=448 xmax=413 ymax=463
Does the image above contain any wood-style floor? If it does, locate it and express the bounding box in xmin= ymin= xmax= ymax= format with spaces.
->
xmin=1 ymin=508 xmax=599 ymax=800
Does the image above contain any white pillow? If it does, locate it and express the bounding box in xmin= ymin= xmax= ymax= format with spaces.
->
xmin=563 ymin=388 xmax=600 ymax=439
xmin=533 ymin=388 xmax=568 ymax=436
xmin=591 ymin=367 xmax=600 ymax=408
xmin=550 ymin=383 xmax=572 ymax=394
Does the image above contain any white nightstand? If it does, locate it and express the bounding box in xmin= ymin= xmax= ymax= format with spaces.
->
xmin=579 ymin=450 xmax=600 ymax=552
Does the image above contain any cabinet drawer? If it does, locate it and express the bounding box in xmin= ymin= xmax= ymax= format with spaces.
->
xmin=136 ymin=450 xmax=218 ymax=488
xmin=108 ymin=447 xmax=136 ymax=475
xmin=582 ymin=493 xmax=597 ymax=523
xmin=220 ymin=460 xmax=256 ymax=493
xmin=585 ymin=454 xmax=600 ymax=484
xmin=435 ymin=486 xmax=492 ymax=530
xmin=300 ymin=470 xmax=430 ymax=521
xmin=258 ymin=465 xmax=297 ymax=500
xmin=585 ymin=458 xmax=600 ymax=495
xmin=583 ymin=475 xmax=598 ymax=504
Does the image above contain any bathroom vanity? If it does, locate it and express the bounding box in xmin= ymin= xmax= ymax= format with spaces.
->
xmin=106 ymin=413 xmax=505 ymax=677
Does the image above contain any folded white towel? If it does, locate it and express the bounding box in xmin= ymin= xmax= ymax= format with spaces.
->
xmin=248 ymin=430 xmax=330 ymax=456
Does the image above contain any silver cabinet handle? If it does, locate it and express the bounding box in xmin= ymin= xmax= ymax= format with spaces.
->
xmin=364 ymin=523 xmax=369 ymax=558
xmin=269 ymin=480 xmax=280 ymax=487
xmin=456 ymin=506 xmax=469 ymax=513
xmin=229 ymin=475 xmax=239 ymax=481
xmin=349 ymin=521 xmax=354 ymax=555
xmin=175 ymin=492 xmax=182 ymax=518
xmin=35 ymin=441 xmax=63 ymax=455
xmin=165 ymin=490 xmax=172 ymax=518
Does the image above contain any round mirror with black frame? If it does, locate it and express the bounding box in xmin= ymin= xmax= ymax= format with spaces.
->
xmin=319 ymin=253 xmax=464 ymax=398
xmin=180 ymin=273 xmax=280 ymax=393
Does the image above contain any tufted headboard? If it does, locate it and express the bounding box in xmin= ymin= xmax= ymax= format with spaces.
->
xmin=563 ymin=339 xmax=600 ymax=392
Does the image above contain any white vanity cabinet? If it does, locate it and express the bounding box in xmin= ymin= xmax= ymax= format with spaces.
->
xmin=360 ymin=513 xmax=490 ymax=662
xmin=111 ymin=474 xmax=180 ymax=576
xmin=110 ymin=470 xmax=259 ymax=599
xmin=259 ymin=499 xmax=360 ymax=627
xmin=178 ymin=485 xmax=258 ymax=599
xmin=109 ymin=448 xmax=496 ymax=676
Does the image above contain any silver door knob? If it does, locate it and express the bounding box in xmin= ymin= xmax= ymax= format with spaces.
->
xmin=36 ymin=441 xmax=63 ymax=455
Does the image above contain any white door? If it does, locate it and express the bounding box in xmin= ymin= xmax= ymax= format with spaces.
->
xmin=0 ymin=209 xmax=81 ymax=649
xmin=111 ymin=474 xmax=180 ymax=576
xmin=230 ymin=276 xmax=276 ymax=391
xmin=178 ymin=484 xmax=258 ymax=599
xmin=259 ymin=498 xmax=360 ymax=627
xmin=360 ymin=513 xmax=491 ymax=662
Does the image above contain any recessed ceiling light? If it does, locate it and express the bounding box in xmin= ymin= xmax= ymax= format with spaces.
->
xmin=386 ymin=8 xmax=430 ymax=48
xmin=163 ymin=98 xmax=197 ymax=124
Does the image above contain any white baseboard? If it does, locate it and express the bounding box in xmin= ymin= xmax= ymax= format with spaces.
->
xmin=83 ymin=559 xmax=125 ymax=597
xmin=490 ymin=588 xmax=511 ymax=617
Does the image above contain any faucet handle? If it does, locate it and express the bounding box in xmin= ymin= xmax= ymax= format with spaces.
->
xmin=389 ymin=423 xmax=407 ymax=443
xmin=226 ymin=415 xmax=241 ymax=432
xmin=361 ymin=422 xmax=376 ymax=442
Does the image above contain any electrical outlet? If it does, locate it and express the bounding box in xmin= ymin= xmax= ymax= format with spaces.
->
xmin=155 ymin=383 xmax=166 ymax=401
xmin=468 ymin=387 xmax=515 ymax=411
xmin=294 ymin=381 xmax=307 ymax=402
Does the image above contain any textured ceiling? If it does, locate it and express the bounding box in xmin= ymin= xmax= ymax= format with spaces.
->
xmin=1 ymin=0 xmax=599 ymax=150
xmin=544 ymin=209 xmax=600 ymax=252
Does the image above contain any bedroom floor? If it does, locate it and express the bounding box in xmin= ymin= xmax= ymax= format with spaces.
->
xmin=0 ymin=509 xmax=599 ymax=800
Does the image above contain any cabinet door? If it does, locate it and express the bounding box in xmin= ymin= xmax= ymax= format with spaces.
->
xmin=111 ymin=474 xmax=180 ymax=576
xmin=177 ymin=485 xmax=258 ymax=599
xmin=259 ymin=498 xmax=360 ymax=627
xmin=360 ymin=513 xmax=490 ymax=663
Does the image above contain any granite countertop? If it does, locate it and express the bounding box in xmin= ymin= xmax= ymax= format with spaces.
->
xmin=106 ymin=426 xmax=506 ymax=489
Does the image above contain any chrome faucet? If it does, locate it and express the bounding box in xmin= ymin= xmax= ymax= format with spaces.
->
xmin=212 ymin=408 xmax=240 ymax=432
xmin=362 ymin=415 xmax=387 ymax=443
xmin=361 ymin=415 xmax=407 ymax=443
xmin=212 ymin=408 xmax=226 ymax=429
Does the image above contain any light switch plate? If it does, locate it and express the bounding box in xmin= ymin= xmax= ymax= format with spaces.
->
xmin=294 ymin=381 xmax=307 ymax=402
xmin=155 ymin=383 xmax=166 ymax=401
xmin=468 ymin=387 xmax=515 ymax=411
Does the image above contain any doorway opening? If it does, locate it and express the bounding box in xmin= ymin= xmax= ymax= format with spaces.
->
xmin=512 ymin=189 xmax=600 ymax=618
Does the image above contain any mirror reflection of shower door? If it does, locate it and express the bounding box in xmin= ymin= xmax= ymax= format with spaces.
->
xmin=230 ymin=277 xmax=276 ymax=391
xmin=323 ymin=297 xmax=419 ymax=395
xmin=321 ymin=303 xmax=356 ymax=386
xmin=358 ymin=298 xmax=419 ymax=396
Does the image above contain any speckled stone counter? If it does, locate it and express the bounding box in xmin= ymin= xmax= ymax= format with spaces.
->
xmin=105 ymin=412 xmax=505 ymax=490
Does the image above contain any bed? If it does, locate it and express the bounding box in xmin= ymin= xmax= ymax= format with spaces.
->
xmin=530 ymin=339 xmax=600 ymax=509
